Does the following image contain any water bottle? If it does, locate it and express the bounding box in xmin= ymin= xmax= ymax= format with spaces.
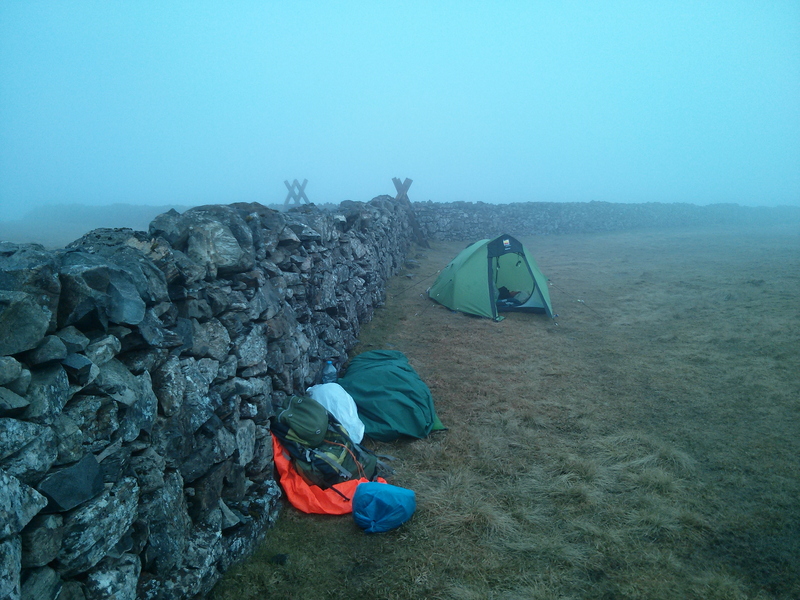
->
xmin=321 ymin=360 xmax=337 ymax=384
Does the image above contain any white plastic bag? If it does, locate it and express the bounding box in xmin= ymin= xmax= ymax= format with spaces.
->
xmin=306 ymin=383 xmax=366 ymax=444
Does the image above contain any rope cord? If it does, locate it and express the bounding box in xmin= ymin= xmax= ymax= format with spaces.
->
xmin=548 ymin=280 xmax=603 ymax=317
xmin=391 ymin=270 xmax=441 ymax=298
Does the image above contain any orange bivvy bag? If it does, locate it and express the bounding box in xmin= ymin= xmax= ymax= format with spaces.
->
xmin=272 ymin=436 xmax=386 ymax=515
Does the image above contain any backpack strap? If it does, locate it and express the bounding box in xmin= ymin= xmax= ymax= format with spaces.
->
xmin=309 ymin=448 xmax=354 ymax=480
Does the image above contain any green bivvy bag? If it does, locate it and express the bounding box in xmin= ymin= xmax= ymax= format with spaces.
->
xmin=338 ymin=350 xmax=445 ymax=442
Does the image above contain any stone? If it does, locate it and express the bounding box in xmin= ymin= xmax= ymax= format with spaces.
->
xmin=117 ymin=371 xmax=157 ymax=442
xmin=61 ymin=353 xmax=99 ymax=387
xmin=150 ymin=354 xmax=184 ymax=417
xmin=180 ymin=415 xmax=236 ymax=483
xmin=140 ymin=470 xmax=192 ymax=576
xmin=0 ymin=290 xmax=53 ymax=356
xmin=138 ymin=309 xmax=182 ymax=349
xmin=87 ymin=358 xmax=139 ymax=407
xmin=219 ymin=498 xmax=241 ymax=530
xmin=181 ymin=358 xmax=217 ymax=433
xmin=1 ymin=425 xmax=58 ymax=486
xmin=247 ymin=281 xmax=282 ymax=321
xmin=6 ymin=368 xmax=31 ymax=397
xmin=0 ymin=418 xmax=48 ymax=461
xmin=234 ymin=322 xmax=269 ymax=367
xmin=246 ymin=428 xmax=274 ymax=481
xmin=84 ymin=335 xmax=121 ymax=366
xmin=37 ymin=453 xmax=104 ymax=512
xmin=0 ymin=356 xmax=23 ymax=385
xmin=52 ymin=413 xmax=85 ymax=465
xmin=22 ymin=364 xmax=70 ymax=424
xmin=58 ymin=251 xmax=147 ymax=328
xmin=66 ymin=229 xmax=169 ymax=303
xmin=22 ymin=335 xmax=68 ymax=366
xmin=117 ymin=348 xmax=167 ymax=375
xmin=0 ymin=242 xmax=61 ymax=333
xmin=96 ymin=442 xmax=132 ymax=484
xmin=129 ymin=447 xmax=166 ymax=494
xmin=55 ymin=477 xmax=140 ymax=577
xmin=89 ymin=360 xmax=156 ymax=441
xmin=58 ymin=581 xmax=87 ymax=600
xmin=188 ymin=458 xmax=233 ymax=523
xmin=0 ymin=471 xmax=49 ymax=537
xmin=216 ymin=354 xmax=238 ymax=382
xmin=83 ymin=553 xmax=141 ymax=600
xmin=55 ymin=326 xmax=90 ymax=353
xmin=197 ymin=357 xmax=220 ymax=385
xmin=0 ymin=387 xmax=28 ymax=416
xmin=190 ymin=318 xmax=231 ymax=361
xmin=0 ymin=536 xmax=21 ymax=600
xmin=20 ymin=565 xmax=62 ymax=600
xmin=62 ymin=395 xmax=118 ymax=450
xmin=235 ymin=419 xmax=257 ymax=466
xmin=21 ymin=514 xmax=64 ymax=568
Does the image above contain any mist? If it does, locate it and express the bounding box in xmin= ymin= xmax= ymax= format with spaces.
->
xmin=1 ymin=2 xmax=799 ymax=224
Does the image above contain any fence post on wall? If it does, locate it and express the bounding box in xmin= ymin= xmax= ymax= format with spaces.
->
xmin=392 ymin=177 xmax=413 ymax=202
xmin=284 ymin=179 xmax=310 ymax=206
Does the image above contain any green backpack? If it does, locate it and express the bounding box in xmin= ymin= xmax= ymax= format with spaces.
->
xmin=272 ymin=395 xmax=379 ymax=489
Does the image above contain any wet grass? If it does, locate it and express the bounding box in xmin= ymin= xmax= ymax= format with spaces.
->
xmin=211 ymin=224 xmax=800 ymax=600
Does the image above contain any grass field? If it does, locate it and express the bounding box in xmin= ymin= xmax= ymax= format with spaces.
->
xmin=210 ymin=224 xmax=799 ymax=600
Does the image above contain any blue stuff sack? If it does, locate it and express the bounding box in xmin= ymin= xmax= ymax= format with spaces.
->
xmin=352 ymin=482 xmax=416 ymax=533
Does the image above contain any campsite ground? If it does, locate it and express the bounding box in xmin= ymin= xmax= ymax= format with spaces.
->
xmin=211 ymin=223 xmax=800 ymax=600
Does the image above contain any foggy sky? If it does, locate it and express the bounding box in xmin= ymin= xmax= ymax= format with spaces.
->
xmin=1 ymin=1 xmax=799 ymax=222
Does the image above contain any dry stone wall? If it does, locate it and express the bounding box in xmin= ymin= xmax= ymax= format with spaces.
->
xmin=0 ymin=196 xmax=416 ymax=600
xmin=413 ymin=200 xmax=800 ymax=240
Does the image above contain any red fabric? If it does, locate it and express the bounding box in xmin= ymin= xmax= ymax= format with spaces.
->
xmin=272 ymin=436 xmax=386 ymax=515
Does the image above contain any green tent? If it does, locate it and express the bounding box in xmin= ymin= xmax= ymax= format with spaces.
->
xmin=428 ymin=234 xmax=553 ymax=320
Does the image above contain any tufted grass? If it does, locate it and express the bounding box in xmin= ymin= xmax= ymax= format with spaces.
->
xmin=210 ymin=224 xmax=799 ymax=600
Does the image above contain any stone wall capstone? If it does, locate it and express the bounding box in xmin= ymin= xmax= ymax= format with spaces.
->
xmin=0 ymin=195 xmax=416 ymax=600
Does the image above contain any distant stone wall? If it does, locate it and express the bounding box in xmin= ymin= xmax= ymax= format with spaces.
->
xmin=0 ymin=196 xmax=415 ymax=600
xmin=413 ymin=200 xmax=800 ymax=240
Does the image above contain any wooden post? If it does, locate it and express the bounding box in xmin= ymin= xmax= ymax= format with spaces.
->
xmin=392 ymin=177 xmax=413 ymax=202
xmin=284 ymin=179 xmax=310 ymax=205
